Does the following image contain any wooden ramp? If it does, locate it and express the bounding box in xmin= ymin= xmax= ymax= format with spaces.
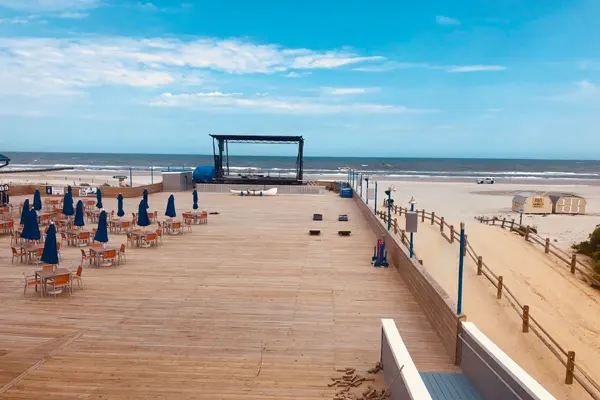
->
xmin=0 ymin=192 xmax=456 ymax=399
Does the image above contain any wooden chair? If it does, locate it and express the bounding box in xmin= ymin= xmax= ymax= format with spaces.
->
xmin=72 ymin=265 xmax=84 ymax=289
xmin=81 ymin=249 xmax=96 ymax=266
xmin=92 ymin=242 xmax=103 ymax=249
xmin=46 ymin=273 xmax=72 ymax=298
xmin=10 ymin=231 xmax=21 ymax=246
xmin=42 ymin=265 xmax=54 ymax=271
xmin=141 ymin=233 xmax=156 ymax=248
xmin=101 ymin=249 xmax=118 ymax=266
xmin=33 ymin=248 xmax=44 ymax=265
xmin=11 ymin=247 xmax=25 ymax=264
xmin=184 ymin=220 xmax=192 ymax=233
xmin=23 ymin=272 xmax=41 ymax=296
xmin=60 ymin=232 xmax=68 ymax=247
xmin=199 ymin=211 xmax=207 ymax=224
xmin=155 ymin=229 xmax=163 ymax=244
xmin=170 ymin=222 xmax=183 ymax=235
xmin=56 ymin=242 xmax=61 ymax=261
xmin=121 ymin=221 xmax=131 ymax=233
xmin=78 ymin=232 xmax=90 ymax=247
xmin=118 ymin=244 xmax=126 ymax=264
xmin=126 ymin=232 xmax=136 ymax=247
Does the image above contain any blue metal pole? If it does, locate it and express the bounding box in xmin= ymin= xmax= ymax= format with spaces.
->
xmin=410 ymin=202 xmax=415 ymax=258
xmin=457 ymin=224 xmax=465 ymax=315
xmin=374 ymin=182 xmax=378 ymax=215
xmin=387 ymin=191 xmax=391 ymax=231
xmin=366 ymin=179 xmax=369 ymax=205
xmin=129 ymin=167 xmax=133 ymax=188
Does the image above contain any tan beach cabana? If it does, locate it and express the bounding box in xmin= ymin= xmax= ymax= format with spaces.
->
xmin=548 ymin=192 xmax=587 ymax=214
xmin=512 ymin=192 xmax=552 ymax=214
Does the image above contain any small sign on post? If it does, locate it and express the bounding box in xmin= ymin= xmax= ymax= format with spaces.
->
xmin=406 ymin=211 xmax=418 ymax=233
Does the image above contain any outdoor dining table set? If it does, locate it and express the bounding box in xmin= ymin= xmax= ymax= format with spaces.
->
xmin=182 ymin=211 xmax=208 ymax=225
xmin=65 ymin=229 xmax=93 ymax=247
xmin=109 ymin=218 xmax=132 ymax=234
xmin=26 ymin=266 xmax=82 ymax=298
xmin=128 ymin=229 xmax=159 ymax=248
xmin=162 ymin=219 xmax=185 ymax=235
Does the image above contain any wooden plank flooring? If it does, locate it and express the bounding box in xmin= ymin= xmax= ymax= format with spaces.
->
xmin=0 ymin=192 xmax=457 ymax=399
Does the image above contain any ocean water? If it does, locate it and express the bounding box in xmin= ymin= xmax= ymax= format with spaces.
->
xmin=2 ymin=152 xmax=600 ymax=182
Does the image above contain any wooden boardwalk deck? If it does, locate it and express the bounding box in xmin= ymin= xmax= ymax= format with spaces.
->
xmin=0 ymin=192 xmax=457 ymax=399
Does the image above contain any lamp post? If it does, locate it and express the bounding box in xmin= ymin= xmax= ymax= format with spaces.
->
xmin=359 ymin=174 xmax=363 ymax=198
xmin=457 ymin=223 xmax=465 ymax=315
xmin=409 ymin=197 xmax=416 ymax=258
xmin=365 ymin=176 xmax=370 ymax=205
xmin=385 ymin=185 xmax=395 ymax=231
xmin=374 ymin=181 xmax=378 ymax=215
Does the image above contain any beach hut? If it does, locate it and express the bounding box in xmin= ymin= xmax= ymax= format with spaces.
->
xmin=511 ymin=192 xmax=552 ymax=214
xmin=548 ymin=192 xmax=587 ymax=215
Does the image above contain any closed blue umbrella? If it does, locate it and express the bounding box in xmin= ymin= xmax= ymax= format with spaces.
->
xmin=20 ymin=199 xmax=30 ymax=225
xmin=143 ymin=189 xmax=149 ymax=209
xmin=40 ymin=223 xmax=59 ymax=265
xmin=96 ymin=188 xmax=103 ymax=209
xmin=74 ymin=200 xmax=85 ymax=227
xmin=22 ymin=209 xmax=41 ymax=241
xmin=165 ymin=194 xmax=176 ymax=218
xmin=137 ymin=200 xmax=150 ymax=227
xmin=117 ymin=193 xmax=125 ymax=217
xmin=62 ymin=192 xmax=74 ymax=216
xmin=192 ymin=190 xmax=198 ymax=210
xmin=67 ymin=185 xmax=72 ymax=194
xmin=33 ymin=189 xmax=42 ymax=211
xmin=94 ymin=210 xmax=109 ymax=243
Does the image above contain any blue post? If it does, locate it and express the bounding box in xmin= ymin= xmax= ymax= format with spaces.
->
xmin=410 ymin=202 xmax=415 ymax=258
xmin=374 ymin=182 xmax=378 ymax=215
xmin=387 ymin=191 xmax=391 ymax=231
xmin=151 ymin=166 xmax=154 ymax=184
xmin=457 ymin=223 xmax=465 ymax=315
xmin=366 ymin=179 xmax=369 ymax=205
xmin=129 ymin=167 xmax=133 ymax=188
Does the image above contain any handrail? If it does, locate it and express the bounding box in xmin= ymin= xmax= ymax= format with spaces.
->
xmin=379 ymin=199 xmax=600 ymax=399
xmin=474 ymin=216 xmax=599 ymax=285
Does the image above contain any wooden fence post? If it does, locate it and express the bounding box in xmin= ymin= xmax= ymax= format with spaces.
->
xmin=545 ymin=238 xmax=550 ymax=254
xmin=497 ymin=276 xmax=503 ymax=299
xmin=421 ymin=209 xmax=425 ymax=222
xmin=511 ymin=219 xmax=515 ymax=231
xmin=450 ymin=225 xmax=455 ymax=243
xmin=492 ymin=217 xmax=496 ymax=226
xmin=440 ymin=217 xmax=445 ymax=233
xmin=394 ymin=219 xmax=398 ymax=234
xmin=501 ymin=218 xmax=505 ymax=228
xmin=477 ymin=256 xmax=483 ymax=275
xmin=522 ymin=305 xmax=530 ymax=333
xmin=566 ymin=351 xmax=575 ymax=384
xmin=571 ymin=255 xmax=576 ymax=274
xmin=431 ymin=211 xmax=435 ymax=225
xmin=525 ymin=226 xmax=530 ymax=241
xmin=398 ymin=206 xmax=402 ymax=216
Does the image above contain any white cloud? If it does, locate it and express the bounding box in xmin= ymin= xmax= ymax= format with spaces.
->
xmin=353 ymin=61 xmax=429 ymax=72
xmin=446 ymin=65 xmax=507 ymax=72
xmin=324 ymin=87 xmax=375 ymax=95
xmin=0 ymin=0 xmax=99 ymax=12
xmin=0 ymin=37 xmax=382 ymax=96
xmin=284 ymin=71 xmax=312 ymax=78
xmin=136 ymin=2 xmax=158 ymax=11
xmin=150 ymin=92 xmax=432 ymax=114
xmin=436 ymin=15 xmax=460 ymax=26
xmin=57 ymin=11 xmax=88 ymax=18
xmin=0 ymin=14 xmax=41 ymax=24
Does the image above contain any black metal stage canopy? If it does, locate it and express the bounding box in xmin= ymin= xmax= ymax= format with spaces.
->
xmin=209 ymin=134 xmax=304 ymax=185
xmin=0 ymin=154 xmax=10 ymax=169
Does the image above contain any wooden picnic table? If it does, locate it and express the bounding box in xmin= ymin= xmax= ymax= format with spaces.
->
xmin=66 ymin=229 xmax=92 ymax=247
xmin=163 ymin=219 xmax=183 ymax=235
xmin=90 ymin=246 xmax=119 ymax=267
xmin=20 ymin=243 xmax=44 ymax=263
xmin=35 ymin=267 xmax=71 ymax=296
xmin=109 ymin=218 xmax=131 ymax=234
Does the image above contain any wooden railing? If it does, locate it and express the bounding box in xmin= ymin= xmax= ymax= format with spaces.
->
xmin=474 ymin=216 xmax=599 ymax=287
xmin=380 ymin=200 xmax=600 ymax=399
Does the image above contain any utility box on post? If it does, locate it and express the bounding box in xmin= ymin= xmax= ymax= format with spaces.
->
xmin=406 ymin=211 xmax=418 ymax=233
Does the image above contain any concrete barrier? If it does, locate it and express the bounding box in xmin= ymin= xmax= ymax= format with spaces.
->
xmin=381 ymin=319 xmax=433 ymax=400
xmin=460 ymin=322 xmax=556 ymax=400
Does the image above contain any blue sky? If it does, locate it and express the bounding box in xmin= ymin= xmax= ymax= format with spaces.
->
xmin=0 ymin=0 xmax=599 ymax=158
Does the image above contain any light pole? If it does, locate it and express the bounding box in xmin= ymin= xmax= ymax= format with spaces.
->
xmin=385 ymin=185 xmax=396 ymax=231
xmin=374 ymin=181 xmax=378 ymax=215
xmin=409 ymin=197 xmax=416 ymax=258
xmin=359 ymin=174 xmax=363 ymax=198
xmin=457 ymin=222 xmax=465 ymax=315
xmin=365 ymin=176 xmax=370 ymax=205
